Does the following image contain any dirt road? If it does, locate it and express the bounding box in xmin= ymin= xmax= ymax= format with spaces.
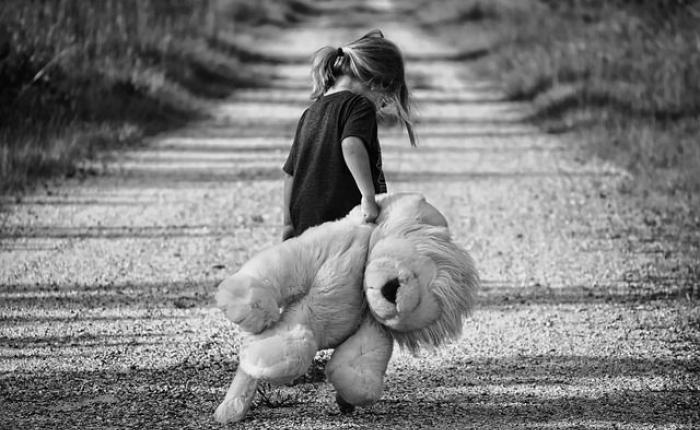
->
xmin=1 ymin=1 xmax=698 ymax=428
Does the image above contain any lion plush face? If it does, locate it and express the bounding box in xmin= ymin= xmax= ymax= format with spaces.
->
xmin=364 ymin=196 xmax=479 ymax=353
xmin=364 ymin=236 xmax=441 ymax=331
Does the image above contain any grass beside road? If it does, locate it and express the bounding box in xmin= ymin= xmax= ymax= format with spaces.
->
xmin=0 ymin=0 xmax=313 ymax=195
xmin=419 ymin=0 xmax=700 ymax=204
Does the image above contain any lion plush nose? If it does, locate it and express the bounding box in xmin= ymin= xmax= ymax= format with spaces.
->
xmin=380 ymin=278 xmax=400 ymax=304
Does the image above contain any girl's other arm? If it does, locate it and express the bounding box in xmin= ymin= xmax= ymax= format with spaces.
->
xmin=282 ymin=173 xmax=295 ymax=240
xmin=341 ymin=136 xmax=379 ymax=223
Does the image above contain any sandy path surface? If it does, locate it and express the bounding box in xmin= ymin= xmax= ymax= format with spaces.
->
xmin=1 ymin=1 xmax=698 ymax=429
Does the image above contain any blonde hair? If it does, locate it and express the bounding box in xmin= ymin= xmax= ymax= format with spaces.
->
xmin=310 ymin=29 xmax=417 ymax=146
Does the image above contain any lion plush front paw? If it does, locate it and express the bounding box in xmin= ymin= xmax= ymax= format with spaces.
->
xmin=215 ymin=273 xmax=281 ymax=334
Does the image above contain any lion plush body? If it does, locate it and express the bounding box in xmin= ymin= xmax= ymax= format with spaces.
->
xmin=214 ymin=193 xmax=479 ymax=423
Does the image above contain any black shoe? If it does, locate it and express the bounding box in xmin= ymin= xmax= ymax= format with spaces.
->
xmin=336 ymin=393 xmax=356 ymax=415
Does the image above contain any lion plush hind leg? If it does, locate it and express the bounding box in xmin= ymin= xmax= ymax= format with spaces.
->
xmin=326 ymin=317 xmax=394 ymax=413
xmin=238 ymin=320 xmax=318 ymax=381
xmin=214 ymin=315 xmax=318 ymax=424
xmin=213 ymin=368 xmax=258 ymax=424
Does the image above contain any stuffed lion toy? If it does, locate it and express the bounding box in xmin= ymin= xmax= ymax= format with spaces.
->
xmin=213 ymin=193 xmax=479 ymax=423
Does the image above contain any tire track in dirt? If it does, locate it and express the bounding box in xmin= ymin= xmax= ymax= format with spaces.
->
xmin=1 ymin=1 xmax=697 ymax=428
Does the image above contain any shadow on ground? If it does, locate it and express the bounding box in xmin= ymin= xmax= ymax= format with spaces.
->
xmin=1 ymin=354 xmax=697 ymax=429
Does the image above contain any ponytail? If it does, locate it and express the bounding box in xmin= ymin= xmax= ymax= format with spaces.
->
xmin=395 ymin=82 xmax=416 ymax=147
xmin=310 ymin=46 xmax=344 ymax=100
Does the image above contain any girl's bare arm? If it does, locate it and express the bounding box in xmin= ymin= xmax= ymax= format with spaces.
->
xmin=341 ymin=136 xmax=379 ymax=222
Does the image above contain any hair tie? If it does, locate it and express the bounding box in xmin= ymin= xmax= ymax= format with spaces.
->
xmin=337 ymin=47 xmax=344 ymax=57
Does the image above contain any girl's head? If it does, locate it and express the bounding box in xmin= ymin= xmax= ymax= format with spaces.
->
xmin=310 ymin=29 xmax=416 ymax=146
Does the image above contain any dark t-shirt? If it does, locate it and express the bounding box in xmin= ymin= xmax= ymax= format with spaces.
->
xmin=283 ymin=91 xmax=387 ymax=236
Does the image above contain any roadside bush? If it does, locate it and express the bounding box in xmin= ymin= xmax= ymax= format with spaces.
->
xmin=421 ymin=0 xmax=700 ymax=198
xmin=0 ymin=0 xmax=302 ymax=194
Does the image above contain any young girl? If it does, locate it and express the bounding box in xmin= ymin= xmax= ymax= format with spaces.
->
xmin=282 ymin=29 xmax=416 ymax=240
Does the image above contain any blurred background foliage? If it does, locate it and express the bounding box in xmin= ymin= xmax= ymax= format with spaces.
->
xmin=0 ymin=0 xmax=307 ymax=192
xmin=419 ymin=0 xmax=700 ymax=199
xmin=1 ymin=0 xmax=699 ymax=203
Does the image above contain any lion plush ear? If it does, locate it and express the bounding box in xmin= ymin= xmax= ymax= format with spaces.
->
xmin=365 ymin=194 xmax=479 ymax=353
